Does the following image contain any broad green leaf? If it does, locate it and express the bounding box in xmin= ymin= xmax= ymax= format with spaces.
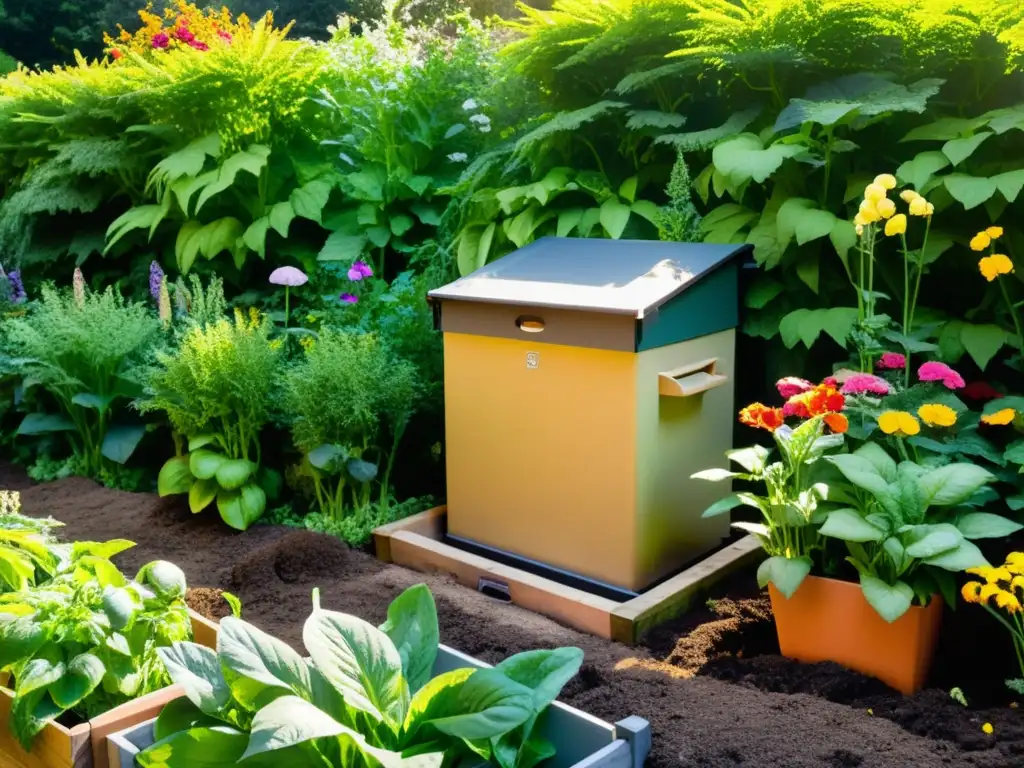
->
xmin=631 ymin=199 xmax=660 ymax=225
xmin=744 ymin=277 xmax=783 ymax=309
xmin=198 ymin=218 xmax=244 ymax=261
xmin=49 ymin=654 xmax=104 ymax=710
xmin=319 ymin=232 xmax=367 ymax=262
xmin=242 ymin=217 xmax=270 ymax=260
xmin=860 ymin=575 xmax=913 ymax=623
xmin=189 ymin=478 xmax=218 ymax=514
xmin=478 ymin=222 xmax=496 ymax=270
xmin=756 ymin=556 xmax=811 ymax=598
xmin=943 ymin=174 xmax=997 ymax=209
xmin=941 ymin=132 xmax=991 ymax=166
xmin=960 ymin=323 xmax=1006 ymax=370
xmin=405 ymin=668 xmax=532 ymax=742
xmin=154 ymin=698 xmax=222 ymax=742
xmin=404 ymin=176 xmax=432 ymax=197
xmin=625 ymin=111 xmax=685 ymax=131
xmin=102 ymin=587 xmax=138 ymax=630
xmin=618 ymin=176 xmax=639 ymax=203
xmin=700 ymin=494 xmax=744 ymax=518
xmin=347 ymin=170 xmax=385 ymax=202
xmin=147 ymin=135 xmax=221 ymax=194
xmin=0 ymin=617 xmax=46 ymax=668
xmin=269 ymin=202 xmax=296 ymax=238
xmin=993 ymin=169 xmax=1024 ymax=202
xmin=17 ymin=413 xmax=75 ymax=435
xmin=215 ymin=459 xmax=252 ymax=492
xmin=922 ymin=540 xmax=989 ymax=571
xmin=896 ymin=151 xmax=949 ymax=190
xmin=712 ymin=133 xmax=804 ymax=185
xmin=158 ymin=642 xmax=232 ymax=714
xmin=105 ymin=205 xmax=170 ymax=253
xmin=956 ymin=512 xmax=1023 ymax=539
xmin=410 ymin=202 xmax=441 ymax=226
xmin=158 ymin=456 xmax=193 ymax=497
xmin=101 ymin=425 xmax=146 ymax=465
xmin=190 ymin=449 xmax=226 ymax=481
xmin=241 ymin=695 xmax=344 ymax=760
xmin=654 ymin=107 xmax=760 ymax=150
xmin=819 ymin=509 xmax=886 ymax=543
xmin=291 ymin=179 xmax=334 ymax=223
xmin=796 ymin=252 xmax=819 ymax=293
xmin=902 ymin=116 xmax=988 ymax=142
xmin=175 ymin=220 xmax=204 ymax=273
xmin=691 ymin=468 xmax=741 ymax=482
xmin=379 ymin=585 xmax=439 ymax=693
xmin=367 ymin=226 xmax=391 ymax=248
xmin=727 ymin=445 xmax=771 ymax=472
xmin=71 ymin=393 xmax=113 ymax=412
xmin=218 ymin=616 xmax=314 ymax=708
xmin=557 ymin=209 xmax=583 ymax=237
xmin=457 ymin=227 xmax=483 ymax=277
xmin=195 ymin=145 xmax=271 ymax=212
xmin=829 ymin=220 xmax=856 ymax=268
xmin=391 ymin=214 xmax=415 ymax=237
xmin=308 ymin=444 xmax=346 ymax=473
xmin=137 ymin=726 xmax=248 ymax=768
xmin=904 ymin=528 xmax=961 ymax=558
xmin=918 ymin=464 xmax=995 ymax=507
xmin=854 ymin=442 xmax=898 ymax=482
xmin=496 ymin=647 xmax=583 ymax=711
xmin=303 ymin=596 xmax=409 ymax=727
xmin=16 ymin=657 xmax=65 ymax=697
xmin=216 ymin=484 xmax=265 ymax=530
xmin=773 ymin=99 xmax=859 ymax=132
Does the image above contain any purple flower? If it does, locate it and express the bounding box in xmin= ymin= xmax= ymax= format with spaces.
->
xmin=149 ymin=261 xmax=164 ymax=302
xmin=152 ymin=32 xmax=170 ymax=49
xmin=4 ymin=268 xmax=25 ymax=304
xmin=339 ymin=292 xmax=359 ymax=304
xmin=347 ymin=261 xmax=373 ymax=281
xmin=268 ymin=266 xmax=308 ymax=287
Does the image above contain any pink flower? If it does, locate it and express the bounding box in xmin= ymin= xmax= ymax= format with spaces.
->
xmin=822 ymin=377 xmax=838 ymax=388
xmin=218 ymin=30 xmax=233 ymax=42
xmin=152 ymin=32 xmax=169 ymax=49
xmin=347 ymin=261 xmax=373 ymax=281
xmin=840 ymin=374 xmax=891 ymax=396
xmin=189 ymin=40 xmax=209 ymax=51
xmin=877 ymin=352 xmax=907 ymax=370
xmin=782 ymin=401 xmax=802 ymax=418
xmin=918 ymin=362 xmax=965 ymax=390
xmin=340 ymin=293 xmax=359 ymax=304
xmin=175 ymin=27 xmax=195 ymax=43
xmin=776 ymin=377 xmax=813 ymax=399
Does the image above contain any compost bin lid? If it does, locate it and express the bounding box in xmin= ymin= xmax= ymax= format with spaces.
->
xmin=428 ymin=237 xmax=750 ymax=318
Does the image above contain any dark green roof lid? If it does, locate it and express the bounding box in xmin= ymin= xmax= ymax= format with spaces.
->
xmin=428 ymin=237 xmax=751 ymax=318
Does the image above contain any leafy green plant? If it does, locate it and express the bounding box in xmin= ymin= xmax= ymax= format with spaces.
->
xmin=1 ymin=283 xmax=160 ymax=480
xmin=0 ymin=491 xmax=64 ymax=593
xmin=284 ymin=330 xmax=419 ymax=525
xmin=265 ymin=496 xmax=433 ymax=547
xmin=141 ymin=309 xmax=281 ymax=530
xmin=139 ymin=584 xmax=583 ymax=767
xmin=0 ymin=545 xmax=193 ymax=750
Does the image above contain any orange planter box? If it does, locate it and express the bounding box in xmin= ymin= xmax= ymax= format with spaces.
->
xmin=769 ymin=576 xmax=943 ymax=695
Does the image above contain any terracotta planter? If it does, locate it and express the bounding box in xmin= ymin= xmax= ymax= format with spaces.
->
xmin=0 ymin=609 xmax=219 ymax=768
xmin=769 ymin=575 xmax=943 ymax=694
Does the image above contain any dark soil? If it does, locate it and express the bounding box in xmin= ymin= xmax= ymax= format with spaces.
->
xmin=5 ymin=464 xmax=1024 ymax=767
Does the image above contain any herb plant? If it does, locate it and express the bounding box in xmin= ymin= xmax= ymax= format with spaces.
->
xmin=140 ymin=584 xmax=583 ymax=767
xmin=1 ymin=283 xmax=159 ymax=481
xmin=0 ymin=545 xmax=193 ymax=750
xmin=141 ymin=309 xmax=281 ymax=530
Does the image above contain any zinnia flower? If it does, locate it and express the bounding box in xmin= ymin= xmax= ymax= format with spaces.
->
xmin=785 ymin=383 xmax=845 ymax=418
xmin=874 ymin=174 xmax=897 ymax=190
xmin=884 ymin=214 xmax=907 ymax=237
xmin=776 ymin=377 xmax=813 ymax=398
xmin=877 ymin=351 xmax=907 ymax=370
xmin=152 ymin=32 xmax=170 ymax=48
xmin=982 ymin=408 xmax=1016 ymax=426
xmin=347 ymin=261 xmax=373 ymax=281
xmin=340 ymin=292 xmax=359 ymax=304
xmin=979 ymin=253 xmax=1014 ymax=282
xmin=840 ymin=374 xmax=891 ymax=396
xmin=971 ymin=232 xmax=992 ymax=251
xmin=189 ymin=40 xmax=210 ymax=51
xmin=918 ymin=361 xmax=965 ymax=389
xmin=824 ymin=412 xmax=849 ymax=434
xmin=149 ymin=261 xmax=164 ymax=302
xmin=739 ymin=403 xmax=784 ymax=432
xmin=878 ymin=410 xmax=920 ymax=436
xmin=175 ymin=27 xmax=196 ymax=43
xmin=917 ymin=403 xmax=957 ymax=427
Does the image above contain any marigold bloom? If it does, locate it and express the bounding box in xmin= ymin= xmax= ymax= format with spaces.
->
xmin=908 ymin=196 xmax=930 ymax=217
xmin=864 ymin=183 xmax=887 ymax=202
xmin=982 ymin=408 xmax=1016 ymax=425
xmin=986 ymin=226 xmax=1004 ymax=239
xmin=918 ymin=362 xmax=965 ymax=390
xmin=970 ymin=232 xmax=992 ymax=251
xmin=739 ymin=403 xmax=785 ymax=432
xmin=877 ymin=351 xmax=907 ymax=370
xmin=878 ymin=410 xmax=920 ymax=436
xmin=980 ymin=582 xmax=1002 ymax=604
xmin=917 ymin=403 xmax=957 ymax=427
xmin=874 ymin=174 xmax=897 ymax=190
xmin=876 ymin=198 xmax=897 ymax=219
xmin=996 ymin=590 xmax=1021 ymax=613
xmin=840 ymin=374 xmax=891 ymax=396
xmin=824 ymin=412 xmax=848 ymax=434
xmin=979 ymin=253 xmax=1014 ymax=282
xmin=962 ymin=581 xmax=982 ymax=603
xmin=884 ymin=214 xmax=907 ymax=237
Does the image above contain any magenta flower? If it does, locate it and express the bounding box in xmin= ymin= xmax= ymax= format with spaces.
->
xmin=840 ymin=374 xmax=891 ymax=396
xmin=152 ymin=32 xmax=170 ymax=49
xmin=175 ymin=27 xmax=195 ymax=43
xmin=877 ymin=352 xmax=907 ymax=370
xmin=218 ymin=30 xmax=233 ymax=42
xmin=347 ymin=261 xmax=373 ymax=281
xmin=340 ymin=293 xmax=359 ymax=304
xmin=776 ymin=377 xmax=813 ymax=399
xmin=918 ymin=361 xmax=965 ymax=390
xmin=189 ymin=40 xmax=209 ymax=51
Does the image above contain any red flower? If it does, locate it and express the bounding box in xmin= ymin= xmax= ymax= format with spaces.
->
xmin=824 ymin=413 xmax=849 ymax=434
xmin=785 ymin=383 xmax=845 ymax=419
xmin=110 ymin=48 xmax=122 ymax=60
xmin=961 ymin=381 xmax=1003 ymax=401
xmin=739 ymin=403 xmax=785 ymax=432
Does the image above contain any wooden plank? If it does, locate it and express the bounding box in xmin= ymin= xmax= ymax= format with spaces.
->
xmin=374 ymin=506 xmax=447 ymax=563
xmin=89 ymin=686 xmax=183 ymax=768
xmin=389 ymin=531 xmax=619 ymax=638
xmin=188 ymin=608 xmax=220 ymax=650
xmin=609 ymin=535 xmax=763 ymax=644
xmin=0 ymin=685 xmax=86 ymax=768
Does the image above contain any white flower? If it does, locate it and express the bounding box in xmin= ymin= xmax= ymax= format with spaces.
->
xmin=447 ymin=152 xmax=469 ymax=163
xmin=478 ymin=124 xmax=492 ymax=133
xmin=469 ymin=113 xmax=491 ymax=125
xmin=462 ymin=98 xmax=478 ymax=111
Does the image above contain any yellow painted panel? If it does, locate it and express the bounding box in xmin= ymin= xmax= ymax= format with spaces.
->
xmin=444 ymin=332 xmax=639 ymax=589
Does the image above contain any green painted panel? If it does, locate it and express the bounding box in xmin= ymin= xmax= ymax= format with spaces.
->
xmin=637 ymin=262 xmax=739 ymax=351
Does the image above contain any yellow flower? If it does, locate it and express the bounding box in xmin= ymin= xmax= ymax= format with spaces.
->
xmin=858 ymin=199 xmax=881 ymax=223
xmin=982 ymin=723 xmax=994 ymax=735
xmin=874 ymin=174 xmax=897 ymax=190
xmin=962 ymin=581 xmax=982 ymax=603
xmin=979 ymin=253 xmax=1014 ymax=282
xmin=884 ymin=214 xmax=907 ymax=237
xmin=917 ymin=403 xmax=957 ymax=427
xmin=268 ymin=339 xmax=283 ymax=351
xmin=982 ymin=408 xmax=1015 ymax=425
xmin=876 ymin=198 xmax=897 ymax=219
xmin=1008 ymin=553 xmax=1024 ymax=566
xmin=980 ymin=583 xmax=1002 ymax=604
xmin=986 ymin=567 xmax=1013 ymax=583
xmin=924 ymin=202 xmax=934 ymax=216
xmin=900 ymin=189 xmax=921 ymax=203
xmin=855 ymin=223 xmax=864 ymax=237
xmin=971 ymin=232 xmax=992 ymax=251
xmin=987 ymin=226 xmax=1004 ymax=239
xmin=299 ymin=336 xmax=316 ymax=352
xmin=864 ymin=183 xmax=887 ymax=202
xmin=1012 ymin=575 xmax=1024 ymax=592
xmin=995 ymin=590 xmax=1020 ymax=612
xmin=878 ymin=410 xmax=920 ymax=436
xmin=867 ymin=708 xmax=874 ymax=716
xmin=908 ymin=196 xmax=930 ymax=216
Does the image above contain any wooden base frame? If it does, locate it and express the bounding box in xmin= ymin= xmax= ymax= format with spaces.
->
xmin=0 ymin=609 xmax=219 ymax=768
xmin=374 ymin=507 xmax=763 ymax=644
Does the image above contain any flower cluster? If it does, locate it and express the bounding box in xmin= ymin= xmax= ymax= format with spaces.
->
xmin=962 ymin=554 xmax=1024 ymax=614
xmin=104 ymin=2 xmax=246 ymax=59
xmin=149 ymin=261 xmax=164 ymax=303
xmin=876 ymin=351 xmax=906 ymax=371
xmin=840 ymin=373 xmax=891 ymax=396
xmin=0 ymin=265 xmax=26 ymax=304
xmin=918 ymin=361 xmax=965 ymax=390
xmin=854 ymin=174 xmax=933 ymax=238
xmin=339 ymin=260 xmax=373 ymax=305
xmin=878 ymin=404 xmax=957 ymax=435
xmin=740 ymin=378 xmax=848 ymax=434
xmin=971 ymin=227 xmax=1015 ymax=282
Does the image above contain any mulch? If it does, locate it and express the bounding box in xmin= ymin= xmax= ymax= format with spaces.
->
xmin=4 ymin=462 xmax=1023 ymax=767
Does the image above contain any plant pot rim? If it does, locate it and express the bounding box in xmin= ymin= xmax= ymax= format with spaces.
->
xmin=773 ymin=574 xmax=942 ymax=607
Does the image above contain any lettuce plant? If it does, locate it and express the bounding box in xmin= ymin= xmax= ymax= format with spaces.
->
xmin=0 ymin=491 xmax=63 ymax=593
xmin=140 ymin=584 xmax=583 ymax=767
xmin=0 ymin=544 xmax=193 ymax=750
xmin=140 ymin=309 xmax=282 ymax=530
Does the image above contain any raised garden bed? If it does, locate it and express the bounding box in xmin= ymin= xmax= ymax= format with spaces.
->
xmin=5 ymin=464 xmax=1024 ymax=768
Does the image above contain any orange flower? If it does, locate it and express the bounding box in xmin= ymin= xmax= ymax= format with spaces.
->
xmin=739 ymin=403 xmax=785 ymax=432
xmin=824 ymin=412 xmax=849 ymax=434
xmin=784 ymin=383 xmax=845 ymax=419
